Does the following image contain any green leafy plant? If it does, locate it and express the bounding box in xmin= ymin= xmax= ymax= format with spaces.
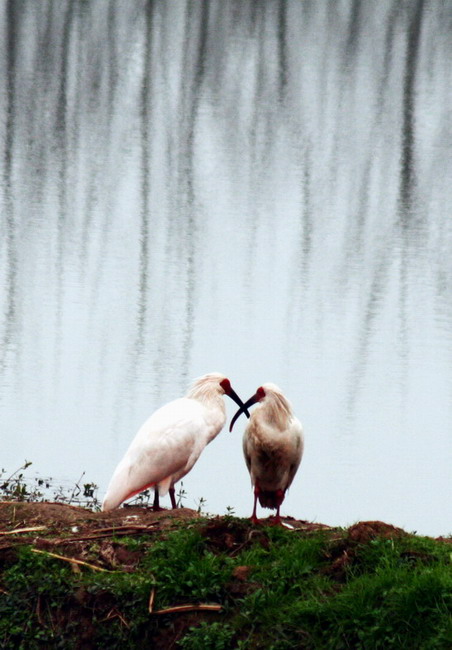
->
xmin=196 ymin=496 xmax=208 ymax=515
xmin=142 ymin=528 xmax=234 ymax=606
xmin=178 ymin=622 xmax=236 ymax=649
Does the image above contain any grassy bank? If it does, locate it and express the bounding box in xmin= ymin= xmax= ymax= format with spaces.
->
xmin=0 ymin=504 xmax=451 ymax=649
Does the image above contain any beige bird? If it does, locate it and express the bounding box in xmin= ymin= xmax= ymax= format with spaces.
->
xmin=102 ymin=373 xmax=247 ymax=511
xmin=230 ymin=383 xmax=304 ymax=524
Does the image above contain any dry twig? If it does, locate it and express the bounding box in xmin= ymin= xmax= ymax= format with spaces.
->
xmin=148 ymin=587 xmax=156 ymax=613
xmin=0 ymin=526 xmax=47 ymax=536
xmin=31 ymin=548 xmax=109 ymax=572
xmin=100 ymin=608 xmax=130 ymax=628
xmin=53 ymin=524 xmax=158 ymax=544
xmin=95 ymin=524 xmax=158 ymax=533
xmin=153 ymin=603 xmax=223 ymax=615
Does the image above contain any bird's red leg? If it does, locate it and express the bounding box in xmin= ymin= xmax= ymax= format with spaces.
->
xmin=271 ymin=489 xmax=285 ymax=526
xmin=169 ymin=486 xmax=177 ymax=509
xmin=250 ymin=485 xmax=260 ymax=524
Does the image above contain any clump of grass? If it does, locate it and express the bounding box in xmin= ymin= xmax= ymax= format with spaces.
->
xmin=289 ymin=563 xmax=452 ymax=649
xmin=0 ymin=546 xmax=75 ymax=647
xmin=141 ymin=527 xmax=234 ymax=606
xmin=178 ymin=621 xmax=237 ymax=649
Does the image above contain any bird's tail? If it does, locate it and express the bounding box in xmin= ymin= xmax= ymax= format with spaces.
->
xmin=258 ymin=489 xmax=285 ymax=510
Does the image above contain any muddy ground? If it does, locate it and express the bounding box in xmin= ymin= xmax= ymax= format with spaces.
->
xmin=0 ymin=502 xmax=334 ymax=562
xmin=0 ymin=500 xmax=420 ymax=572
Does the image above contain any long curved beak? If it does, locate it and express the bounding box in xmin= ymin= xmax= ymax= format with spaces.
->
xmin=225 ymin=386 xmax=250 ymax=419
xmin=229 ymin=392 xmax=259 ymax=431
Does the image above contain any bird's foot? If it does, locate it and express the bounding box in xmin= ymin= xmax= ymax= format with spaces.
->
xmin=268 ymin=513 xmax=285 ymax=527
xmin=250 ymin=514 xmax=261 ymax=525
xmin=268 ymin=517 xmax=283 ymax=526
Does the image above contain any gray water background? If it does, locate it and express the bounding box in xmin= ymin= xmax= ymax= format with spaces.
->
xmin=1 ymin=0 xmax=451 ymax=534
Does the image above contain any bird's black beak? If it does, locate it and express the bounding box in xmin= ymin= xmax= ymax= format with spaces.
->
xmin=220 ymin=379 xmax=250 ymax=419
xmin=229 ymin=392 xmax=260 ymax=431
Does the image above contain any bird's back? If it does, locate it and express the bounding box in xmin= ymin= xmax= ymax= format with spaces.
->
xmin=102 ymin=397 xmax=221 ymax=511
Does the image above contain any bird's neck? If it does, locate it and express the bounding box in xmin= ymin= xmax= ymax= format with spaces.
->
xmin=196 ymin=395 xmax=227 ymax=442
xmin=186 ymin=386 xmax=226 ymax=427
xmin=258 ymin=399 xmax=292 ymax=432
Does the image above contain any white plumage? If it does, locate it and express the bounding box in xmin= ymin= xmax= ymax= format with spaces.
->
xmin=230 ymin=382 xmax=304 ymax=524
xmin=102 ymin=373 xmax=245 ymax=511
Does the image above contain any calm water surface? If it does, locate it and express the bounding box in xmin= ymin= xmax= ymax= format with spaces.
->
xmin=1 ymin=1 xmax=451 ymax=534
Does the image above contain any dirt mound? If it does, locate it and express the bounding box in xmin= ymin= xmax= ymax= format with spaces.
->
xmin=347 ymin=520 xmax=407 ymax=543
xmin=0 ymin=501 xmax=200 ymax=556
xmin=0 ymin=501 xmax=199 ymax=528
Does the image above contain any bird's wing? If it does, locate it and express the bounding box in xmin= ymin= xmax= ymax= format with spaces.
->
xmin=103 ymin=398 xmax=208 ymax=509
xmin=242 ymin=425 xmax=258 ymax=486
xmin=285 ymin=417 xmax=304 ymax=489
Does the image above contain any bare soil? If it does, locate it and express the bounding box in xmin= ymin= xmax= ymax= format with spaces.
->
xmin=0 ymin=501 xmax=333 ymax=562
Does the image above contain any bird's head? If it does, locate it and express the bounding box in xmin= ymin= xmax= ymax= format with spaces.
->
xmin=187 ymin=373 xmax=249 ymax=416
xmin=229 ymin=383 xmax=293 ymax=431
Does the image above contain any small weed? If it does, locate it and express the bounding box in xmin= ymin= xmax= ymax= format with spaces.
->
xmin=0 ymin=460 xmax=40 ymax=501
xmin=177 ymin=481 xmax=187 ymax=507
xmin=127 ymin=487 xmax=153 ymax=507
xmin=196 ymin=496 xmax=208 ymax=515
xmin=178 ymin=622 xmax=236 ymax=649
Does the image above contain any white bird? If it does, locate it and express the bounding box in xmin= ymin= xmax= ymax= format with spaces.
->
xmin=230 ymin=383 xmax=304 ymax=524
xmin=102 ymin=372 xmax=246 ymax=511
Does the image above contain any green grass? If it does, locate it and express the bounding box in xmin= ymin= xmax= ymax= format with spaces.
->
xmin=0 ymin=520 xmax=451 ymax=649
xmin=0 ymin=547 xmax=76 ymax=648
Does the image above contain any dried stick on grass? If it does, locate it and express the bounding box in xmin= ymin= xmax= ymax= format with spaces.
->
xmin=95 ymin=524 xmax=158 ymax=533
xmin=148 ymin=587 xmax=156 ymax=613
xmin=100 ymin=608 xmax=130 ymax=628
xmin=0 ymin=526 xmax=47 ymax=536
xmin=31 ymin=548 xmax=109 ymax=572
xmin=153 ymin=603 xmax=223 ymax=615
xmin=53 ymin=524 xmax=159 ymax=544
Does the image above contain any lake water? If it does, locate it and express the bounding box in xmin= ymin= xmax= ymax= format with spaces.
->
xmin=1 ymin=0 xmax=451 ymax=535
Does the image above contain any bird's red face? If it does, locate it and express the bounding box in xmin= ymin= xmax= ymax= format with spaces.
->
xmin=229 ymin=386 xmax=266 ymax=431
xmin=219 ymin=378 xmax=250 ymax=416
xmin=219 ymin=378 xmax=232 ymax=394
xmin=254 ymin=386 xmax=266 ymax=402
